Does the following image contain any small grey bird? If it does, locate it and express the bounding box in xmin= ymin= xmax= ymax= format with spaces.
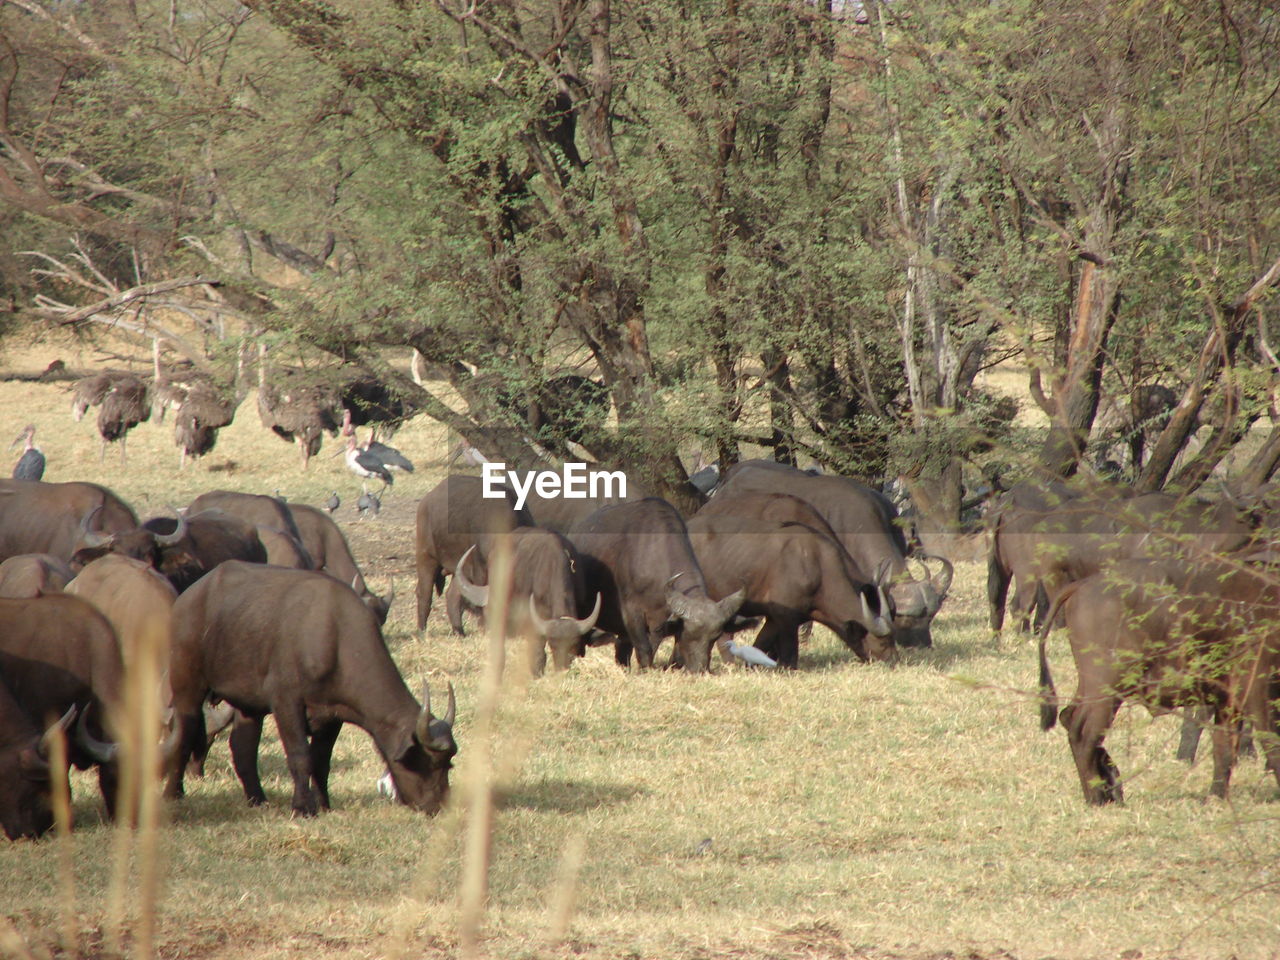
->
xmin=357 ymin=489 xmax=381 ymax=519
xmin=325 ymin=490 xmax=340 ymax=514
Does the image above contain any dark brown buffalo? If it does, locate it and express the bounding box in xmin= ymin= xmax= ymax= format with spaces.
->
xmin=415 ymin=475 xmax=532 ymax=632
xmin=287 ymin=503 xmax=391 ymax=623
xmin=0 ymin=594 xmax=125 ymax=817
xmin=0 ymin=479 xmax=136 ymax=563
xmin=73 ymin=508 xmax=267 ymax=593
xmin=254 ymin=526 xmax=313 ymax=569
xmin=517 ymin=472 xmax=641 ymax=534
xmin=713 ymin=461 xmax=953 ymax=647
xmin=988 ymin=487 xmax=1254 ymax=634
xmin=568 ymin=498 xmax=745 ymax=672
xmin=450 ymin=527 xmax=602 ymax=673
xmin=0 ymin=672 xmax=75 ymax=840
xmin=187 ymin=491 xmax=313 ymax=567
xmin=686 ymin=513 xmax=894 ymax=668
xmin=0 ymin=553 xmax=75 ymax=597
xmin=1038 ymin=556 xmax=1280 ymax=804
xmin=166 ymin=561 xmax=456 ymax=816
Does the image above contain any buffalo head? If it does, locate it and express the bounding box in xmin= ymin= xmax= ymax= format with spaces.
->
xmin=884 ymin=554 xmax=953 ymax=648
xmin=664 ymin=574 xmax=746 ymax=673
xmin=385 ymin=681 xmax=457 ymax=815
xmin=0 ymin=705 xmax=76 ymax=841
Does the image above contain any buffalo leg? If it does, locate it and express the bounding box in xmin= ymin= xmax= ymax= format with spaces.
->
xmin=415 ymin=556 xmax=441 ymax=632
xmin=1061 ymin=697 xmax=1123 ymax=804
xmin=987 ymin=551 xmax=1009 ymax=635
xmin=444 ymin=576 xmax=469 ymax=636
xmin=164 ymin=708 xmax=208 ymax=800
xmin=272 ymin=703 xmax=319 ymax=817
xmin=229 ymin=713 xmax=269 ymax=806
xmin=97 ymin=761 xmax=121 ymax=821
xmin=309 ymin=719 xmax=343 ymax=810
xmin=1208 ymin=705 xmax=1241 ymax=800
xmin=754 ymin=618 xmax=800 ymax=669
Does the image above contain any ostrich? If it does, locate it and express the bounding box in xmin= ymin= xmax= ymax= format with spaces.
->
xmin=256 ymin=345 xmax=341 ymax=469
xmin=10 ymin=424 xmax=45 ymax=480
xmin=174 ymin=382 xmax=237 ymax=469
xmin=72 ymin=372 xmax=151 ymax=465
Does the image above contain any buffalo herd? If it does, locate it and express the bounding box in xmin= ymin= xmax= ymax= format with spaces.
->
xmin=3 ymin=453 xmax=1280 ymax=840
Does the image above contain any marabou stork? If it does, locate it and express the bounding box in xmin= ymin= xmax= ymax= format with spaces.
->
xmin=345 ymin=434 xmax=394 ymax=491
xmin=340 ymin=409 xmax=414 ymax=474
xmin=10 ymin=424 xmax=45 ymax=481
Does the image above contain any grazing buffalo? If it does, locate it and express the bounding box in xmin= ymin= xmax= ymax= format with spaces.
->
xmin=568 ymin=498 xmax=745 ymax=672
xmin=714 ymin=461 xmax=952 ymax=647
xmin=0 ymin=594 xmax=125 ymax=818
xmin=988 ymin=486 xmax=1254 ymax=634
xmin=686 ymin=512 xmax=895 ymax=668
xmin=187 ymin=491 xmax=313 ymax=566
xmin=415 ymin=475 xmax=532 ymax=632
xmin=0 ymin=673 xmax=75 ymax=840
xmin=451 ymin=527 xmax=602 ymax=673
xmin=0 ymin=553 xmax=75 ymax=598
xmin=72 ymin=508 xmax=268 ymax=594
xmin=0 ymin=479 xmax=136 ymax=563
xmin=1038 ymin=556 xmax=1280 ymax=804
xmin=66 ymin=555 xmax=177 ymax=692
xmin=287 ymin=503 xmax=391 ymax=623
xmin=166 ymin=562 xmax=456 ymax=816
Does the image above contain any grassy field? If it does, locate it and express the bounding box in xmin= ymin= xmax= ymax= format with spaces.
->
xmin=1 ymin=345 xmax=1278 ymax=960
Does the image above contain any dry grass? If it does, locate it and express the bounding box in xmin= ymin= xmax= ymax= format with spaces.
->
xmin=1 ymin=340 xmax=1278 ymax=960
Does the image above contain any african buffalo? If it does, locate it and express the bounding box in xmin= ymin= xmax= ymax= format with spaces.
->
xmin=685 ymin=513 xmax=894 ymax=668
xmin=0 ymin=594 xmax=125 ymax=818
xmin=72 ymin=508 xmax=267 ymax=593
xmin=713 ymin=461 xmax=952 ymax=647
xmin=287 ymin=503 xmax=391 ymax=623
xmin=989 ymin=486 xmax=1255 ymax=634
xmin=0 ymin=479 xmax=136 ymax=563
xmin=0 ymin=673 xmax=75 ymax=840
xmin=415 ymin=475 xmax=532 ymax=632
xmin=187 ymin=491 xmax=313 ymax=567
xmin=1038 ymin=556 xmax=1280 ymax=804
xmin=568 ymin=498 xmax=745 ymax=672
xmin=166 ymin=561 xmax=456 ymax=816
xmin=451 ymin=527 xmax=602 ymax=673
xmin=66 ymin=555 xmax=177 ymax=692
xmin=0 ymin=553 xmax=75 ymax=597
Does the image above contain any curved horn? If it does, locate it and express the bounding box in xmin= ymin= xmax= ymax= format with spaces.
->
xmin=573 ymin=592 xmax=602 ymax=634
xmin=442 ymin=680 xmax=456 ymax=727
xmin=416 ymin=681 xmax=433 ymax=745
xmin=154 ymin=506 xmax=188 ymax=547
xmin=39 ymin=705 xmax=78 ymax=757
xmin=384 ymin=578 xmax=396 ymax=606
xmin=79 ymin=506 xmax=112 ymax=549
xmin=715 ymin=587 xmax=746 ymax=622
xmin=528 ymin=593 xmax=551 ymax=636
xmin=924 ymin=553 xmax=955 ymax=602
xmin=454 ymin=545 xmax=489 ymax=607
xmin=75 ymin=704 xmax=118 ymax=764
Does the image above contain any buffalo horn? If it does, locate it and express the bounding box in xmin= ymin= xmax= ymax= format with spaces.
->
xmin=442 ymin=680 xmax=456 ymax=727
xmin=454 ymin=545 xmax=490 ymax=607
xmin=75 ymin=704 xmax=118 ymax=764
xmin=39 ymin=705 xmax=78 ymax=757
xmin=384 ymin=578 xmax=396 ymax=606
xmin=154 ymin=506 xmax=188 ymax=547
xmin=79 ymin=506 xmax=113 ymax=549
xmin=416 ymin=681 xmax=433 ymax=745
xmin=574 ymin=592 xmax=602 ymax=634
xmin=528 ymin=593 xmax=551 ymax=636
xmin=925 ymin=553 xmax=955 ymax=601
xmin=715 ymin=587 xmax=746 ymax=622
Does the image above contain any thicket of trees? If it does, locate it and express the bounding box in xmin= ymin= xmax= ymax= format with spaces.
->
xmin=2 ymin=0 xmax=1279 ymax=526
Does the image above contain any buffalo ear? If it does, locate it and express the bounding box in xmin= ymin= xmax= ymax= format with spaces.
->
xmin=19 ymin=746 xmax=52 ymax=781
xmin=657 ymin=618 xmax=681 ymax=638
xmin=389 ymin=731 xmax=416 ymax=764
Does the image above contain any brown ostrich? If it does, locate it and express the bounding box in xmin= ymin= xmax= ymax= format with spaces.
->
xmin=175 ymin=382 xmax=237 ymax=469
xmin=256 ymin=346 xmax=341 ymax=469
xmin=71 ymin=371 xmax=151 ymax=465
xmin=339 ymin=375 xmax=417 ymax=442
